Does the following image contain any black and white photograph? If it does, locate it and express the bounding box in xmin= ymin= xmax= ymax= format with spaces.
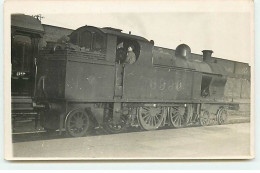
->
xmin=4 ymin=0 xmax=254 ymax=160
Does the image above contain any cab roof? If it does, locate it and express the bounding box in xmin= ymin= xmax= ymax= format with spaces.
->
xmin=72 ymin=25 xmax=149 ymax=42
xmin=11 ymin=14 xmax=44 ymax=35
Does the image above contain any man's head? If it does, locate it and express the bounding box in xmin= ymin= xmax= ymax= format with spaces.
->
xmin=128 ymin=46 xmax=133 ymax=51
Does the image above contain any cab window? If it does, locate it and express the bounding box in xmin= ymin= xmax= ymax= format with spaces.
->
xmin=115 ymin=38 xmax=140 ymax=64
xmin=69 ymin=29 xmax=106 ymax=53
xmin=11 ymin=35 xmax=32 ymax=72
xmin=79 ymin=30 xmax=92 ymax=50
xmin=69 ymin=31 xmax=78 ymax=44
xmin=93 ymin=32 xmax=105 ymax=51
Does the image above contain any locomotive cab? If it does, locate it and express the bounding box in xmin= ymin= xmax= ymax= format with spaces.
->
xmin=35 ymin=25 xmax=153 ymax=134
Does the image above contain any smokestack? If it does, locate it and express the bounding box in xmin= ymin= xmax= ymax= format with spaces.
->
xmin=202 ymin=50 xmax=213 ymax=62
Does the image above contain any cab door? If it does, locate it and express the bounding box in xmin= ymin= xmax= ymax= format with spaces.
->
xmin=11 ymin=34 xmax=40 ymax=97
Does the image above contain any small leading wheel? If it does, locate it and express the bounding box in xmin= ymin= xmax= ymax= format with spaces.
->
xmin=137 ymin=107 xmax=164 ymax=130
xmin=217 ymin=108 xmax=228 ymax=125
xmin=169 ymin=106 xmax=186 ymax=128
xmin=65 ymin=109 xmax=91 ymax=137
xmin=199 ymin=110 xmax=210 ymax=126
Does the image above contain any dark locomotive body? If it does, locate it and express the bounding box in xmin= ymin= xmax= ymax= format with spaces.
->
xmin=33 ymin=25 xmax=250 ymax=137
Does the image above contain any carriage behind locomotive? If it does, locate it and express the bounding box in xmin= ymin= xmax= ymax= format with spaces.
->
xmin=11 ymin=14 xmax=250 ymax=137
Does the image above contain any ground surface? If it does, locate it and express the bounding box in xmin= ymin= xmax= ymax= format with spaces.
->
xmin=12 ymin=123 xmax=252 ymax=159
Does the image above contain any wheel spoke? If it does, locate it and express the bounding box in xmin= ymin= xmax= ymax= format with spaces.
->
xmin=178 ymin=117 xmax=182 ymax=126
xmin=70 ymin=118 xmax=76 ymax=123
xmin=151 ymin=117 xmax=154 ymax=126
xmin=143 ymin=107 xmax=150 ymax=111
xmin=145 ymin=116 xmax=150 ymax=124
xmin=155 ymin=115 xmax=159 ymax=123
xmin=142 ymin=113 xmax=150 ymax=119
xmin=173 ymin=107 xmax=178 ymax=111
xmin=173 ymin=114 xmax=179 ymax=123
xmin=154 ymin=117 xmax=157 ymax=126
xmin=70 ymin=121 xmax=76 ymax=126
xmin=148 ymin=116 xmax=152 ymax=126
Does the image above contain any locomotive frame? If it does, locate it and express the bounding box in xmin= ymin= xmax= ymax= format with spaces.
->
xmin=32 ymin=24 xmax=250 ymax=137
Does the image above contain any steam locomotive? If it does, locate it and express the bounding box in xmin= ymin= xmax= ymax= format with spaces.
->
xmin=11 ymin=15 xmax=250 ymax=137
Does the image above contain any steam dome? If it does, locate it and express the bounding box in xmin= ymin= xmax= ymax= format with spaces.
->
xmin=175 ymin=44 xmax=191 ymax=59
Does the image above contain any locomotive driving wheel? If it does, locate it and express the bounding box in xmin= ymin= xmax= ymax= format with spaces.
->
xmin=199 ymin=110 xmax=210 ymax=126
xmin=65 ymin=109 xmax=91 ymax=137
xmin=137 ymin=106 xmax=164 ymax=130
xmin=169 ymin=106 xmax=186 ymax=128
xmin=217 ymin=108 xmax=228 ymax=125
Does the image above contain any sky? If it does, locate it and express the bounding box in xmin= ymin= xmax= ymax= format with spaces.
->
xmin=41 ymin=12 xmax=252 ymax=64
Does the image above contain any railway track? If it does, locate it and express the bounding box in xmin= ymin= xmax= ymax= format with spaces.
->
xmin=12 ymin=113 xmax=250 ymax=143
